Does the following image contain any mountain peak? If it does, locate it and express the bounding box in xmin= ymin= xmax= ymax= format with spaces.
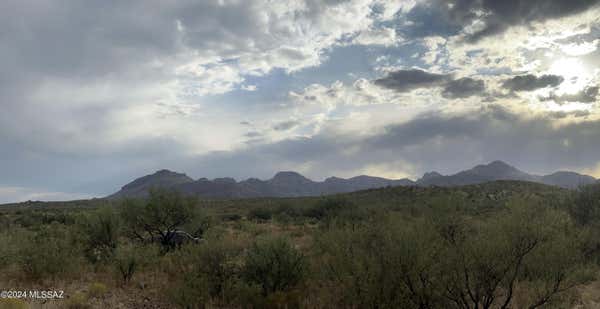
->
xmin=419 ymin=171 xmax=443 ymax=182
xmin=487 ymin=160 xmax=514 ymax=169
xmin=324 ymin=176 xmax=345 ymax=182
xmin=272 ymin=171 xmax=309 ymax=180
xmin=113 ymin=169 xmax=194 ymax=198
xmin=541 ymin=171 xmax=597 ymax=189
xmin=154 ymin=169 xmax=184 ymax=176
xmin=269 ymin=171 xmax=314 ymax=188
xmin=469 ymin=160 xmax=523 ymax=177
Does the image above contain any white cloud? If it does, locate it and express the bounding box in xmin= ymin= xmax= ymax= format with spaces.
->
xmin=560 ymin=39 xmax=599 ymax=56
xmin=353 ymin=27 xmax=400 ymax=46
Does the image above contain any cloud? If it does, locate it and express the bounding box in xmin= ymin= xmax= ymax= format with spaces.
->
xmin=178 ymin=105 xmax=600 ymax=181
xmin=502 ymin=74 xmax=564 ymax=91
xmin=442 ymin=77 xmax=486 ymax=98
xmin=353 ymin=27 xmax=400 ymax=46
xmin=273 ymin=120 xmax=301 ymax=131
xmin=543 ymin=86 xmax=599 ymax=104
xmin=373 ymin=69 xmax=486 ymax=99
xmin=374 ymin=69 xmax=450 ymax=92
xmin=0 ymin=0 xmax=421 ymax=198
xmin=1 ymin=0 xmax=600 ymax=202
xmin=422 ymin=0 xmax=600 ymax=42
xmin=244 ymin=131 xmax=263 ymax=138
xmin=548 ymin=109 xmax=591 ymax=119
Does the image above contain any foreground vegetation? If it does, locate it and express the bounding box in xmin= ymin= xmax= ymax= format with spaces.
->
xmin=1 ymin=181 xmax=600 ymax=308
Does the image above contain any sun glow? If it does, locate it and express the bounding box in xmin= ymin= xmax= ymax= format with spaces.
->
xmin=548 ymin=57 xmax=591 ymax=94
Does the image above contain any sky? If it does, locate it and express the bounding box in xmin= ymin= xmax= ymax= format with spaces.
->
xmin=1 ymin=0 xmax=600 ymax=203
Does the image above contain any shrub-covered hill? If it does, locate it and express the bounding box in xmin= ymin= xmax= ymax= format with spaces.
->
xmin=202 ymin=180 xmax=572 ymax=218
xmin=0 ymin=180 xmax=571 ymax=217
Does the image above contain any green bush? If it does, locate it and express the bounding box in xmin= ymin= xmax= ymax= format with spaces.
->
xmin=438 ymin=202 xmax=593 ymax=309
xmin=0 ymin=214 xmax=10 ymax=232
xmin=65 ymin=291 xmax=90 ymax=309
xmin=167 ymin=237 xmax=245 ymax=307
xmin=275 ymin=203 xmax=302 ymax=217
xmin=242 ymin=237 xmax=306 ymax=297
xmin=570 ymin=184 xmax=600 ymax=226
xmin=316 ymin=218 xmax=444 ymax=308
xmin=14 ymin=210 xmax=75 ymax=228
xmin=0 ymin=298 xmax=29 ymax=309
xmin=315 ymin=202 xmax=592 ymax=308
xmin=220 ymin=213 xmax=242 ymax=222
xmin=79 ymin=207 xmax=121 ymax=263
xmin=247 ymin=207 xmax=273 ymax=221
xmin=0 ymin=230 xmax=20 ymax=270
xmin=121 ymin=188 xmax=199 ymax=251
xmin=113 ymin=243 xmax=159 ymax=284
xmin=88 ymin=282 xmax=108 ymax=299
xmin=304 ymin=197 xmax=366 ymax=227
xmin=17 ymin=224 xmax=84 ymax=280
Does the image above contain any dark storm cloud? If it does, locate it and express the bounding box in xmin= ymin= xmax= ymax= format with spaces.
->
xmin=442 ymin=77 xmax=486 ymax=98
xmin=375 ymin=69 xmax=486 ymax=98
xmin=273 ymin=120 xmax=301 ymax=131
xmin=374 ymin=69 xmax=450 ymax=92
xmin=502 ymin=74 xmax=564 ymax=91
xmin=543 ymin=86 xmax=599 ymax=104
xmin=400 ymin=5 xmax=463 ymax=38
xmin=406 ymin=0 xmax=600 ymax=41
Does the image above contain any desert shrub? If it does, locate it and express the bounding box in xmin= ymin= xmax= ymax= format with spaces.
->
xmin=0 ymin=230 xmax=20 ymax=270
xmin=0 ymin=298 xmax=29 ymax=309
xmin=113 ymin=243 xmax=159 ymax=284
xmin=305 ymin=197 xmax=347 ymax=218
xmin=0 ymin=214 xmax=10 ymax=232
xmin=14 ymin=210 xmax=75 ymax=228
xmin=305 ymin=197 xmax=367 ymax=227
xmin=315 ymin=201 xmax=592 ymax=309
xmin=316 ymin=218 xmax=445 ymax=308
xmin=220 ymin=213 xmax=242 ymax=222
xmin=570 ymin=184 xmax=600 ymax=226
xmin=182 ymin=210 xmax=212 ymax=239
xmin=276 ymin=203 xmax=302 ymax=217
xmin=88 ymin=282 xmax=108 ymax=299
xmin=79 ymin=207 xmax=121 ymax=263
xmin=272 ymin=203 xmax=304 ymax=225
xmin=121 ymin=188 xmax=199 ymax=251
xmin=167 ymin=236 xmax=245 ymax=307
xmin=304 ymin=197 xmax=348 ymax=219
xmin=242 ymin=237 xmax=306 ymax=297
xmin=65 ymin=291 xmax=91 ymax=309
xmin=273 ymin=212 xmax=294 ymax=225
xmin=17 ymin=224 xmax=84 ymax=280
xmin=247 ymin=207 xmax=273 ymax=221
xmin=440 ymin=202 xmax=592 ymax=309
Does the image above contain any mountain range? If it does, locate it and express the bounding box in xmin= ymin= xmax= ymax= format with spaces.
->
xmin=109 ymin=160 xmax=597 ymax=199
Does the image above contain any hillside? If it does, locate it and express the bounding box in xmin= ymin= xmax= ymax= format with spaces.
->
xmin=1 ymin=180 xmax=570 ymax=214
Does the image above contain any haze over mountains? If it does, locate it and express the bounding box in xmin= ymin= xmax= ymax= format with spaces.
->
xmin=109 ymin=161 xmax=597 ymax=199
